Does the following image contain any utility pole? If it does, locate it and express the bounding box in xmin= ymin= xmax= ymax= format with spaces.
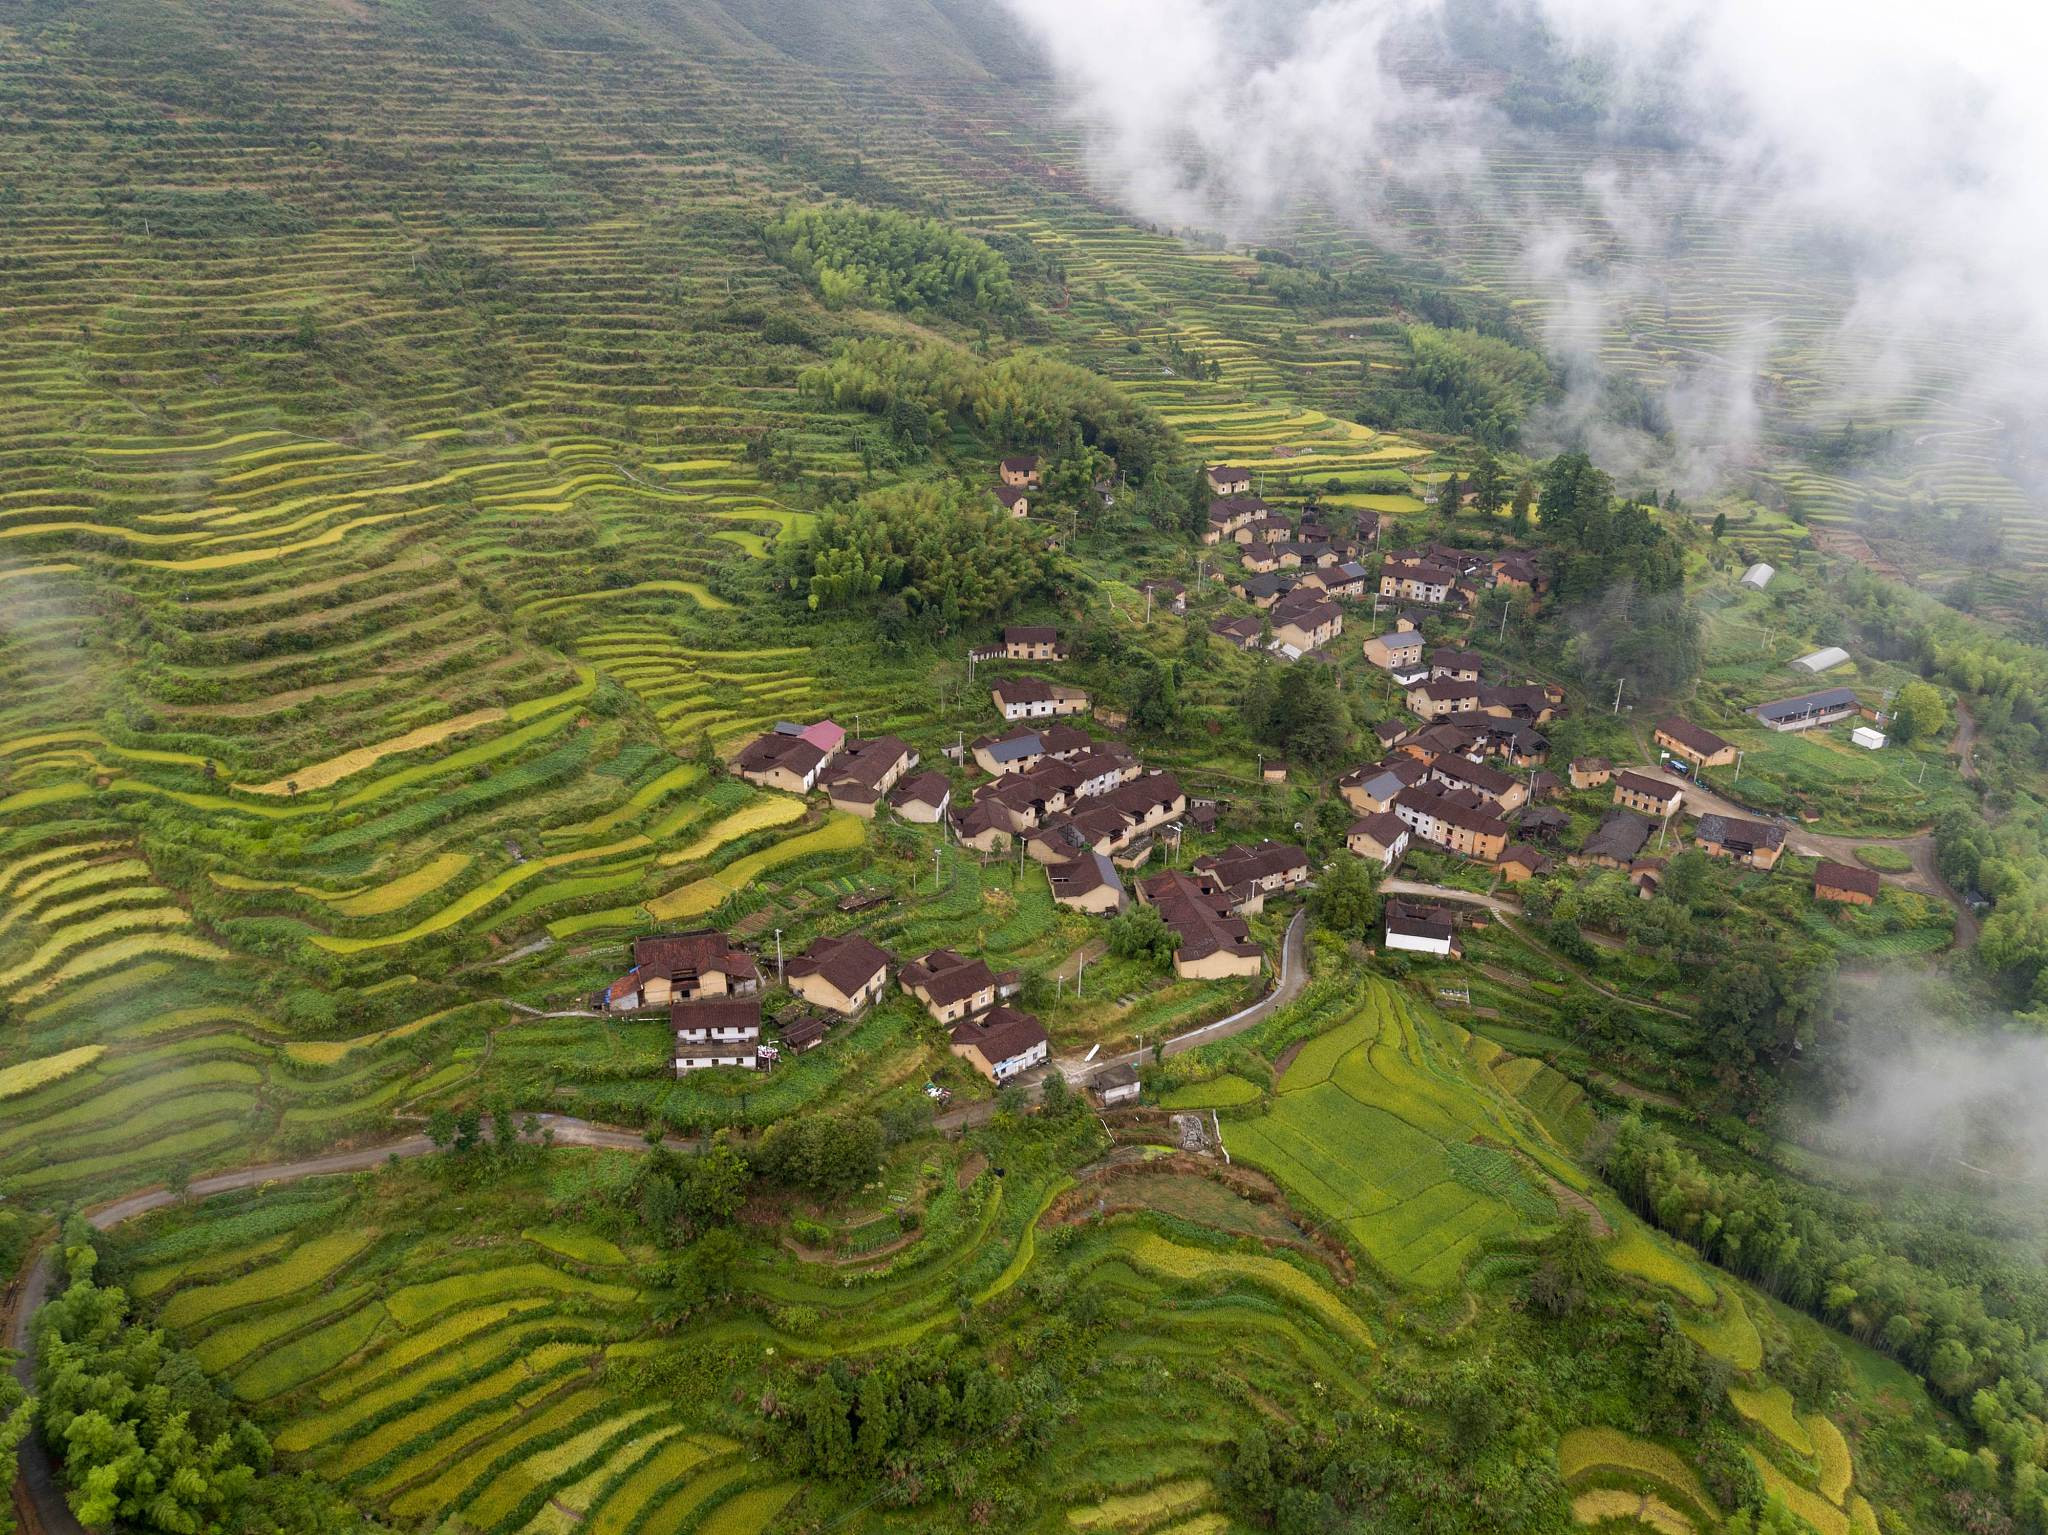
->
xmin=1145 ymin=588 xmax=1154 ymax=624
xmin=933 ymin=847 xmax=942 ymax=890
xmin=1499 ymin=602 xmax=1510 ymax=642
xmin=1612 ymin=676 xmax=1625 ymax=714
xmin=1731 ymin=749 xmax=1744 ymax=786
xmin=774 ymin=929 xmax=784 ymax=984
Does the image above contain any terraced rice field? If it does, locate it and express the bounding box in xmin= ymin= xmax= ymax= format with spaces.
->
xmin=112 ymin=1134 xmax=1379 ymax=1533
xmin=1222 ymin=981 xmax=1582 ymax=1286
xmin=115 ymin=1193 xmax=802 ymax=1530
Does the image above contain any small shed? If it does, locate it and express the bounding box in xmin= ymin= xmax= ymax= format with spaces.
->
xmin=1092 ymin=1063 xmax=1141 ymax=1107
xmin=1262 ymin=761 xmax=1289 ymax=783
xmin=1851 ymin=726 xmax=1886 ymax=750
xmin=780 ymin=1015 xmax=831 ymax=1053
xmin=1741 ymin=562 xmax=1775 ymax=590
xmin=1793 ymin=646 xmax=1850 ymax=674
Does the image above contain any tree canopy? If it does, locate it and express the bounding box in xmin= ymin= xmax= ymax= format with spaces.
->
xmin=1356 ymin=324 xmax=1552 ymax=447
xmin=766 ymin=205 xmax=1015 ymax=316
xmin=801 ymin=338 xmax=1175 ymax=484
xmin=797 ymin=480 xmax=1054 ymax=635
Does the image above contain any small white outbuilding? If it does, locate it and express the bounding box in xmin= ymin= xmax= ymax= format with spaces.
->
xmin=1793 ymin=646 xmax=1851 ymax=674
xmin=1741 ymin=562 xmax=1775 ymax=590
xmin=1852 ymin=726 xmax=1886 ymax=750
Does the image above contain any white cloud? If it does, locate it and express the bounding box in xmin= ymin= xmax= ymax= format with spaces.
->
xmin=1001 ymin=0 xmax=2048 ymax=485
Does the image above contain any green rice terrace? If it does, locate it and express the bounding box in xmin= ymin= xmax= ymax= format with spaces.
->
xmin=2 ymin=3 xmax=2044 ymax=1534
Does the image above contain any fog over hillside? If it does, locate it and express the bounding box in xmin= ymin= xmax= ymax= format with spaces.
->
xmin=1001 ymin=0 xmax=2048 ymax=495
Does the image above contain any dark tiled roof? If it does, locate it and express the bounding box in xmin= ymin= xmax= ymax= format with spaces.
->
xmin=1815 ymin=859 xmax=1881 ymax=897
xmin=1754 ymin=688 xmax=1857 ymax=723
xmin=787 ymin=933 xmax=891 ymax=997
xmin=951 ymin=1005 xmax=1048 ymax=1063
xmin=1656 ymin=717 xmax=1732 ymax=757
xmin=1348 ymin=811 xmax=1408 ymax=845
xmin=826 ymin=736 xmax=913 ymax=793
xmin=1582 ymin=810 xmax=1654 ymax=862
xmin=1194 ymin=840 xmax=1308 ymax=887
xmin=1615 ymin=771 xmax=1682 ymax=802
xmin=1696 ymin=814 xmax=1785 ymax=851
xmin=904 ymin=949 xmax=999 ymax=1006
xmin=671 ymin=995 xmax=761 ymax=1035
xmin=633 ymin=931 xmax=756 ymax=984
xmin=734 ymin=732 xmax=826 ymax=778
xmin=889 ymin=770 xmax=952 ymax=810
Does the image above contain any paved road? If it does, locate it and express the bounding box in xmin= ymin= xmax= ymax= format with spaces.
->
xmin=934 ymin=907 xmax=1312 ymax=1132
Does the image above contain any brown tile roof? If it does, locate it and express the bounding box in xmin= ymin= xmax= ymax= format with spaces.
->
xmin=1272 ymin=597 xmax=1341 ymax=633
xmin=1194 ymin=840 xmax=1308 ymax=887
xmin=733 ymin=732 xmax=827 ymax=779
xmin=671 ymin=995 xmax=761 ymax=1035
xmin=1413 ymin=678 xmax=1482 ymax=704
xmin=903 ymin=949 xmax=1000 ymax=1006
xmin=1656 ymin=717 xmax=1732 ymax=758
xmin=1140 ymin=870 xmax=1260 ymax=963
xmin=826 ymin=736 xmax=914 ymax=794
xmin=1432 ymin=754 xmax=1518 ymax=799
xmin=1348 ymin=811 xmax=1408 ymax=846
xmin=787 ymin=933 xmax=891 ymax=998
xmin=889 ymin=770 xmax=951 ymax=810
xmin=1815 ymin=859 xmax=1881 ymax=898
xmin=633 ymin=931 xmax=757 ymax=984
xmin=950 ymin=1005 xmax=1047 ymax=1063
xmin=1615 ymin=770 xmax=1683 ymax=802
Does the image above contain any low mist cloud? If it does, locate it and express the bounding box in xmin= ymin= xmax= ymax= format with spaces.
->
xmin=1001 ymin=0 xmax=2048 ymax=493
xmin=1814 ymin=1027 xmax=2048 ymax=1188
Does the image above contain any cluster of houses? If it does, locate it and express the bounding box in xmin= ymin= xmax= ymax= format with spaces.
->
xmin=1379 ymin=541 xmax=1544 ymax=613
xmin=980 ymin=626 xmax=1093 ymax=721
xmin=1120 ymin=838 xmax=1310 ymax=981
xmin=1201 ymin=466 xmax=1378 ymax=551
xmin=990 ymin=452 xmax=1117 ymax=523
xmin=951 ymin=719 xmax=1190 ymax=873
xmin=1198 ymin=466 xmax=1381 ymax=662
xmin=594 ymin=926 xmax=1054 ymax=1085
xmin=1567 ymin=738 xmax=1793 ymax=881
xmin=735 ymin=720 xmax=954 ymax=825
xmin=992 ymin=454 xmax=1038 ymax=519
xmin=1338 ymin=715 xmax=1556 ymax=881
